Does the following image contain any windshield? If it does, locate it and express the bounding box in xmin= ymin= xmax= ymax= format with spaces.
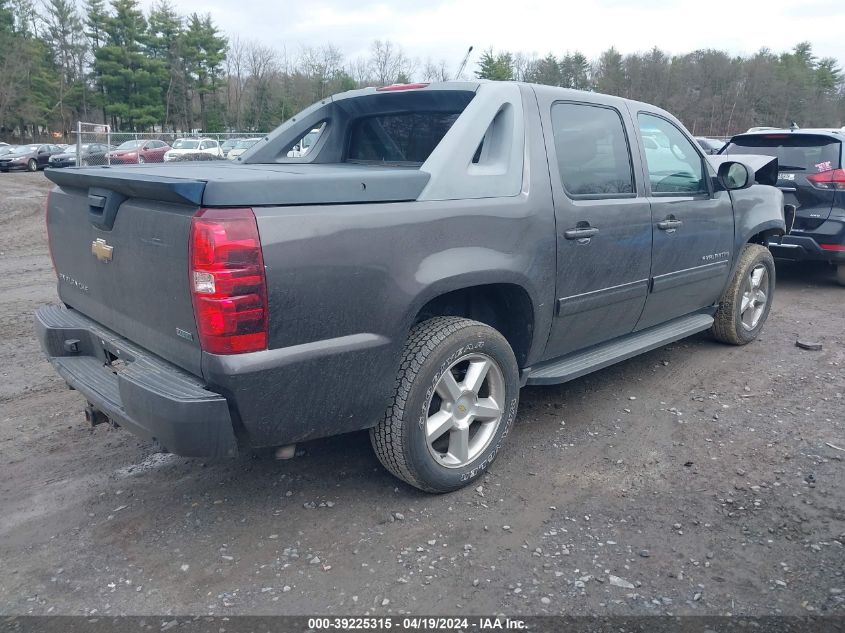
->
xmin=235 ymin=139 xmax=259 ymax=149
xmin=116 ymin=140 xmax=142 ymax=150
xmin=222 ymin=139 xmax=239 ymax=148
xmin=724 ymin=134 xmax=842 ymax=171
xmin=63 ymin=145 xmax=81 ymax=153
xmin=172 ymin=139 xmax=200 ymax=149
xmin=10 ymin=145 xmax=38 ymax=155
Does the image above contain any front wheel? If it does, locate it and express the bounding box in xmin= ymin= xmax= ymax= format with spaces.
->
xmin=138 ymin=155 xmax=146 ymax=164
xmin=711 ymin=244 xmax=775 ymax=345
xmin=371 ymin=317 xmax=520 ymax=493
xmin=27 ymin=159 xmax=37 ymax=172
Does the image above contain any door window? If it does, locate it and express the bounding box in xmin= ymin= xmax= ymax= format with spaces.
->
xmin=550 ymin=102 xmax=635 ymax=197
xmin=638 ymin=114 xmax=707 ymax=194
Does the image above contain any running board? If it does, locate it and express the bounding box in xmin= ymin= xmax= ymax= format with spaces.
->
xmin=525 ymin=313 xmax=714 ymax=386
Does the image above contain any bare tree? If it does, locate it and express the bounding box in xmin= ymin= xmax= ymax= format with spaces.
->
xmin=300 ymin=44 xmax=345 ymax=98
xmin=225 ymin=35 xmax=247 ymax=129
xmin=245 ymin=40 xmax=279 ymax=130
xmin=422 ymin=58 xmax=451 ymax=82
xmin=349 ymin=56 xmax=371 ymax=85
xmin=368 ymin=39 xmax=409 ymax=85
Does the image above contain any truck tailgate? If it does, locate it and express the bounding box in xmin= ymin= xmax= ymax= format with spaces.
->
xmin=46 ymin=180 xmax=203 ymax=375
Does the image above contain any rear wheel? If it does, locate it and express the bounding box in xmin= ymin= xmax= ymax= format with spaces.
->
xmin=371 ymin=317 xmax=519 ymax=493
xmin=27 ymin=159 xmax=37 ymax=172
xmin=836 ymin=264 xmax=845 ymax=287
xmin=711 ymin=244 xmax=775 ymax=345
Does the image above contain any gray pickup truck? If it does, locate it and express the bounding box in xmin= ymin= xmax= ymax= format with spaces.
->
xmin=37 ymin=82 xmax=785 ymax=492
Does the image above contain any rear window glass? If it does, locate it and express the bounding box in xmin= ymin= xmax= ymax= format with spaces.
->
xmin=347 ymin=112 xmax=461 ymax=164
xmin=173 ymin=139 xmax=200 ymax=149
xmin=551 ymin=102 xmax=635 ymax=196
xmin=724 ymin=135 xmax=841 ymax=172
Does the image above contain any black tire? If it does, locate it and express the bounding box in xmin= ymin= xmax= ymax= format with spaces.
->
xmin=370 ymin=317 xmax=520 ymax=493
xmin=27 ymin=159 xmax=37 ymax=172
xmin=138 ymin=155 xmax=146 ymax=164
xmin=837 ymin=264 xmax=845 ymax=287
xmin=711 ymin=244 xmax=775 ymax=345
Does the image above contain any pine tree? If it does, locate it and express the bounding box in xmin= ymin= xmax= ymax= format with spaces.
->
xmin=94 ymin=0 xmax=165 ymax=130
xmin=182 ymin=13 xmax=227 ymax=132
xmin=147 ymin=0 xmax=184 ymax=129
xmin=475 ymin=49 xmax=513 ymax=81
xmin=595 ymin=47 xmax=625 ymax=96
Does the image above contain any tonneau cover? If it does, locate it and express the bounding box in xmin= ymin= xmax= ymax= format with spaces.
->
xmin=45 ymin=162 xmax=431 ymax=207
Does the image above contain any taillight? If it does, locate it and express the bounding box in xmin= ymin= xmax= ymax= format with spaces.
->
xmin=820 ymin=244 xmax=845 ymax=251
xmin=807 ymin=168 xmax=845 ymax=191
xmin=189 ymin=208 xmax=268 ymax=354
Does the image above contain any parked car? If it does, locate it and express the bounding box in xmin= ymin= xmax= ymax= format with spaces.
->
xmin=38 ymin=82 xmax=785 ymax=493
xmin=721 ymin=128 xmax=845 ymax=285
xmin=696 ymin=137 xmax=726 ymax=154
xmin=164 ymin=138 xmax=224 ymax=161
xmin=220 ymin=138 xmax=242 ymax=158
xmin=0 ymin=144 xmax=64 ymax=172
xmin=107 ymin=139 xmax=170 ymax=164
xmin=286 ymin=128 xmax=322 ymax=157
xmin=48 ymin=143 xmax=113 ymax=168
xmin=227 ymin=137 xmax=262 ymax=160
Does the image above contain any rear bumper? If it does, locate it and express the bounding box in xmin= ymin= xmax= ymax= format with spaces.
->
xmin=35 ymin=305 xmax=238 ymax=457
xmin=768 ymin=217 xmax=845 ymax=263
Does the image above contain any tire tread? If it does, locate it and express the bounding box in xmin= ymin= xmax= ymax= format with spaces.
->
xmin=370 ymin=316 xmax=494 ymax=492
xmin=711 ymin=244 xmax=773 ymax=345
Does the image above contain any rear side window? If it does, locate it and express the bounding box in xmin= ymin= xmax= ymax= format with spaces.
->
xmin=724 ymin=134 xmax=842 ymax=172
xmin=347 ymin=112 xmax=461 ymax=164
xmin=551 ymin=103 xmax=634 ymax=196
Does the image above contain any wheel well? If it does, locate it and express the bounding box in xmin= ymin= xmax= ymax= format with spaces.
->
xmin=748 ymin=228 xmax=782 ymax=245
xmin=413 ymin=284 xmax=534 ymax=366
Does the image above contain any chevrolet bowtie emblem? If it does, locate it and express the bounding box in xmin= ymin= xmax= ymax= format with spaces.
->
xmin=91 ymin=238 xmax=114 ymax=263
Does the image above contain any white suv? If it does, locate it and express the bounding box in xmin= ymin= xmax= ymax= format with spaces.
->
xmin=163 ymin=138 xmax=223 ymax=161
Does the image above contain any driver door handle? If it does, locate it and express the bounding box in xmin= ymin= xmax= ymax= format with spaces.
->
xmin=657 ymin=218 xmax=683 ymax=231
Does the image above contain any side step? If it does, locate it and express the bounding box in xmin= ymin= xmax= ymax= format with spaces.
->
xmin=525 ymin=313 xmax=714 ymax=386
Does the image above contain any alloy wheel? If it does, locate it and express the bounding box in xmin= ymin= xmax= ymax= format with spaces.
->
xmin=740 ymin=264 xmax=769 ymax=331
xmin=425 ymin=353 xmax=505 ymax=468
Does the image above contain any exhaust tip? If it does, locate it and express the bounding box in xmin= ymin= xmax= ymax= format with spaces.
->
xmin=274 ymin=444 xmax=297 ymax=460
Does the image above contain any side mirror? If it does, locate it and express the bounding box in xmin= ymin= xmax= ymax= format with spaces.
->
xmin=718 ymin=161 xmax=754 ymax=190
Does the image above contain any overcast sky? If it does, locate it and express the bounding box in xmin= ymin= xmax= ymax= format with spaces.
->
xmin=140 ymin=0 xmax=845 ymax=74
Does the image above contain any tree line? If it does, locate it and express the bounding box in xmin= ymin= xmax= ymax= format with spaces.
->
xmin=477 ymin=45 xmax=844 ymax=136
xmin=1 ymin=0 xmax=843 ymax=140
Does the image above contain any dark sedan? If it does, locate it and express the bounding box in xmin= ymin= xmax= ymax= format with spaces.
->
xmin=48 ymin=143 xmax=113 ymax=168
xmin=0 ymin=144 xmax=65 ymax=172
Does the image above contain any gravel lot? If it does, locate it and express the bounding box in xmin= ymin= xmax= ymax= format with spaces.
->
xmin=0 ymin=171 xmax=843 ymax=617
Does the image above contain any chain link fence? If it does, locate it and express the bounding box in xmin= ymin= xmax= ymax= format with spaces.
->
xmin=67 ymin=122 xmax=267 ymax=167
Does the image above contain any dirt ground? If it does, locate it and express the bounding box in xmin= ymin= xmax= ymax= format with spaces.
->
xmin=0 ymin=171 xmax=843 ymax=617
